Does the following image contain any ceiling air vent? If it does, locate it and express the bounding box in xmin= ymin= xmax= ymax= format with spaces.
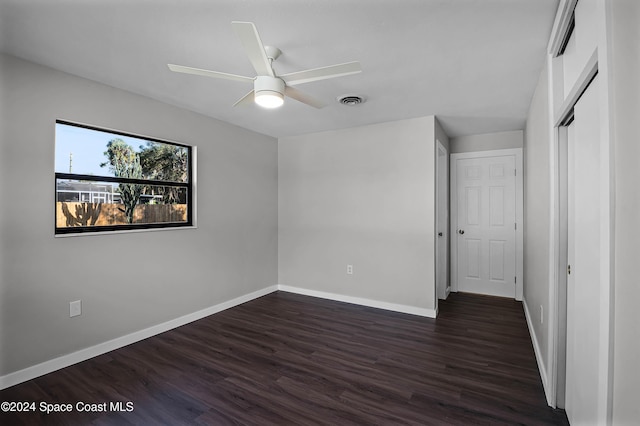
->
xmin=338 ymin=95 xmax=365 ymax=106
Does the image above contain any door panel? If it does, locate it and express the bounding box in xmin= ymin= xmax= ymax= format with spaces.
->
xmin=465 ymin=239 xmax=481 ymax=278
xmin=466 ymin=187 xmax=480 ymax=225
xmin=565 ymin=76 xmax=601 ymax=425
xmin=489 ymin=240 xmax=505 ymax=280
xmin=490 ymin=187 xmax=505 ymax=226
xmin=456 ymin=155 xmax=516 ymax=298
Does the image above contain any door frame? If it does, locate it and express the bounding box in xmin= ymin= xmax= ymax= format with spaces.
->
xmin=551 ymin=74 xmax=612 ymax=423
xmin=549 ymin=71 xmax=613 ymax=417
xmin=435 ymin=139 xmax=449 ymax=303
xmin=450 ymin=148 xmax=523 ymax=301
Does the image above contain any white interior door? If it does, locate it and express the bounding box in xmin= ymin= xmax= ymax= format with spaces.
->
xmin=565 ymin=75 xmax=603 ymax=425
xmin=454 ymin=155 xmax=516 ymax=298
xmin=436 ymin=140 xmax=449 ymax=300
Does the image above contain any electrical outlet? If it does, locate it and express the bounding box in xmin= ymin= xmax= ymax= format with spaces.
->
xmin=70 ymin=300 xmax=82 ymax=318
xmin=540 ymin=305 xmax=543 ymax=324
xmin=346 ymin=264 xmax=353 ymax=275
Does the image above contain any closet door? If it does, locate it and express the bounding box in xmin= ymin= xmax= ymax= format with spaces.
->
xmin=565 ymin=75 xmax=603 ymax=425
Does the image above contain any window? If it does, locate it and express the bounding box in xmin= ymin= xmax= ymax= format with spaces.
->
xmin=55 ymin=121 xmax=193 ymax=234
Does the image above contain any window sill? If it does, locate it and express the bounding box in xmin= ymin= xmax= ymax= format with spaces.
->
xmin=54 ymin=225 xmax=198 ymax=238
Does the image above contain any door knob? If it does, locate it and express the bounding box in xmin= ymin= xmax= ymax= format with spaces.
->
xmin=458 ymin=229 xmax=465 ymax=235
xmin=438 ymin=232 xmax=443 ymax=237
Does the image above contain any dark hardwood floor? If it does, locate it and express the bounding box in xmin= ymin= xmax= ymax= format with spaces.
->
xmin=0 ymin=291 xmax=568 ymax=425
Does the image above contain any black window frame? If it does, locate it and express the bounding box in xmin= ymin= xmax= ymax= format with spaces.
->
xmin=55 ymin=120 xmax=194 ymax=235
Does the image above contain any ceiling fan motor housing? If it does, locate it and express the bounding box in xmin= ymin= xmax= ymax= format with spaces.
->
xmin=255 ymin=76 xmax=285 ymax=97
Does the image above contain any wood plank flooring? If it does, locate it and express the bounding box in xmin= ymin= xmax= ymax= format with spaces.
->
xmin=0 ymin=291 xmax=568 ymax=425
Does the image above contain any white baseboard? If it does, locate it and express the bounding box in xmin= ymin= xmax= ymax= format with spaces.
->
xmin=523 ymin=298 xmax=552 ymax=406
xmin=277 ymin=285 xmax=437 ymax=318
xmin=0 ymin=285 xmax=278 ymax=390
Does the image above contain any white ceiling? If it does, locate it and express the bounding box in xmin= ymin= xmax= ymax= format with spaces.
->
xmin=0 ymin=0 xmax=558 ymax=139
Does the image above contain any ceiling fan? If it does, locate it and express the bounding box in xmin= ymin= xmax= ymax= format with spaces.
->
xmin=168 ymin=21 xmax=362 ymax=109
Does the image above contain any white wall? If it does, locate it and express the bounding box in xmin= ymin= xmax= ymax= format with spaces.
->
xmin=450 ymin=130 xmax=523 ymax=153
xmin=278 ymin=117 xmax=437 ymax=314
xmin=523 ymin=60 xmax=552 ymax=389
xmin=0 ymin=54 xmax=278 ymax=378
xmin=611 ymin=0 xmax=640 ymax=423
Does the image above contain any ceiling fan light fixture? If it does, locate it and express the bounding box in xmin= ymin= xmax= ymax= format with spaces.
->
xmin=254 ymin=76 xmax=285 ymax=108
xmin=168 ymin=22 xmax=362 ymax=110
xmin=255 ymin=91 xmax=284 ymax=108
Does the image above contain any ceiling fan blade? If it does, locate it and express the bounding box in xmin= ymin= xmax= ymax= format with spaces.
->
xmin=233 ymin=90 xmax=255 ymax=107
xmin=284 ymin=86 xmax=327 ymax=109
xmin=168 ymin=64 xmax=254 ymax=83
xmin=280 ymin=61 xmax=362 ymax=86
xmin=231 ymin=21 xmax=274 ymax=77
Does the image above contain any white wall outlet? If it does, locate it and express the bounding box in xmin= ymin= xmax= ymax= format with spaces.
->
xmin=540 ymin=305 xmax=543 ymax=324
xmin=346 ymin=264 xmax=353 ymax=275
xmin=70 ymin=300 xmax=82 ymax=317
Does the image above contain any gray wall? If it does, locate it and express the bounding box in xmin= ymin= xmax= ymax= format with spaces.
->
xmin=523 ymin=61 xmax=551 ymax=378
xmin=278 ymin=117 xmax=437 ymax=312
xmin=0 ymin=54 xmax=278 ymax=376
xmin=450 ymin=130 xmax=523 ymax=153
xmin=611 ymin=0 xmax=640 ymax=422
